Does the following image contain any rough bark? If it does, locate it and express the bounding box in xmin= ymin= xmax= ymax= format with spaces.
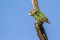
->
xmin=31 ymin=0 xmax=39 ymax=11
xmin=35 ymin=22 xmax=48 ymax=40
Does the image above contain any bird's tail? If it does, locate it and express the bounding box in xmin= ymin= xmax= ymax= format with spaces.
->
xmin=46 ymin=18 xmax=50 ymax=24
xmin=35 ymin=22 xmax=48 ymax=40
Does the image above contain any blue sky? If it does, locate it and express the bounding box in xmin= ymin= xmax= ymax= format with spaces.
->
xmin=0 ymin=0 xmax=60 ymax=40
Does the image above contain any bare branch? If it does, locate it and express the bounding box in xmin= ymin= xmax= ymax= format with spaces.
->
xmin=35 ymin=23 xmax=48 ymax=40
xmin=31 ymin=0 xmax=39 ymax=10
xmin=35 ymin=23 xmax=45 ymax=40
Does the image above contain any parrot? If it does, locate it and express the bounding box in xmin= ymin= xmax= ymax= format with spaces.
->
xmin=29 ymin=9 xmax=50 ymax=40
xmin=29 ymin=9 xmax=50 ymax=24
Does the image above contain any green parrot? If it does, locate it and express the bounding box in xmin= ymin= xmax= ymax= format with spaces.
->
xmin=29 ymin=9 xmax=50 ymax=24
xmin=29 ymin=9 xmax=50 ymax=40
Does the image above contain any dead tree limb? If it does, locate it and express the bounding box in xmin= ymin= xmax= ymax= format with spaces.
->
xmin=31 ymin=0 xmax=39 ymax=10
xmin=35 ymin=22 xmax=48 ymax=40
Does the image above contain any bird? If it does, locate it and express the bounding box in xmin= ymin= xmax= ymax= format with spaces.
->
xmin=29 ymin=9 xmax=50 ymax=24
xmin=29 ymin=9 xmax=50 ymax=40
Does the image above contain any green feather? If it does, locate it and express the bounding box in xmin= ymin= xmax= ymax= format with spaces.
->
xmin=33 ymin=11 xmax=48 ymax=23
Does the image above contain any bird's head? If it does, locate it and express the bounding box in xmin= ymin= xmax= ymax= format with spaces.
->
xmin=29 ymin=9 xmax=37 ymax=16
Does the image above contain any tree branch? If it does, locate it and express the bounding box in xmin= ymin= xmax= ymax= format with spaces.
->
xmin=35 ymin=22 xmax=48 ymax=40
xmin=35 ymin=23 xmax=45 ymax=40
xmin=31 ymin=0 xmax=39 ymax=10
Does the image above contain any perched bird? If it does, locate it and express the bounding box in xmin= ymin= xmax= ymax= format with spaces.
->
xmin=29 ymin=9 xmax=50 ymax=40
xmin=29 ymin=9 xmax=50 ymax=24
